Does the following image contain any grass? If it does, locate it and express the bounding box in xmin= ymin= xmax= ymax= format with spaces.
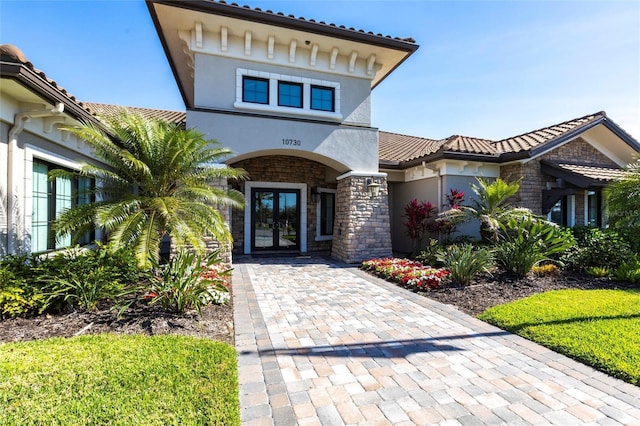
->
xmin=478 ymin=289 xmax=640 ymax=385
xmin=0 ymin=334 xmax=239 ymax=425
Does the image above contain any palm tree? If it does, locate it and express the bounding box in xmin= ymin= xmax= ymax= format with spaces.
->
xmin=55 ymin=109 xmax=245 ymax=268
xmin=443 ymin=177 xmax=528 ymax=243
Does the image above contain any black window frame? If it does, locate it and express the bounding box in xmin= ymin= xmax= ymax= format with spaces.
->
xmin=549 ymin=196 xmax=569 ymax=226
xmin=319 ymin=192 xmax=335 ymax=236
xmin=242 ymin=76 xmax=269 ymax=105
xmin=310 ymin=85 xmax=335 ymax=112
xmin=587 ymin=190 xmax=603 ymax=228
xmin=278 ymin=81 xmax=303 ymax=108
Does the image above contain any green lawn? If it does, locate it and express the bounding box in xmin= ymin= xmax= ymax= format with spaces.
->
xmin=478 ymin=288 xmax=640 ymax=385
xmin=0 ymin=334 xmax=239 ymax=425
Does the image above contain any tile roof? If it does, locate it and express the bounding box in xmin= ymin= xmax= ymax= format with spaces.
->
xmin=83 ymin=102 xmax=187 ymax=126
xmin=493 ymin=112 xmax=604 ymax=154
xmin=151 ymin=0 xmax=418 ymax=47
xmin=551 ymin=163 xmax=630 ymax=182
xmin=379 ymin=111 xmax=640 ymax=166
xmin=378 ymin=131 xmax=442 ymax=162
xmin=441 ymin=135 xmax=496 ymax=155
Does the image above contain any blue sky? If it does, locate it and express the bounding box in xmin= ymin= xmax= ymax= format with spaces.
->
xmin=2 ymin=0 xmax=639 ymax=141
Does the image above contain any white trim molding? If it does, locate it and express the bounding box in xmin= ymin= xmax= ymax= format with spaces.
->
xmin=234 ymin=68 xmax=342 ymax=121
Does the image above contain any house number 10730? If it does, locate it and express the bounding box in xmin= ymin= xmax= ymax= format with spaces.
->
xmin=282 ymin=138 xmax=301 ymax=146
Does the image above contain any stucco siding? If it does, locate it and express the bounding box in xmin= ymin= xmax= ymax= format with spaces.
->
xmin=388 ymin=177 xmax=439 ymax=254
xmin=193 ymin=54 xmax=372 ymax=126
xmin=187 ymin=110 xmax=379 ymax=172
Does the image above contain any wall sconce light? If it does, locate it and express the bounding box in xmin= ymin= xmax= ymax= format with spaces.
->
xmin=366 ymin=178 xmax=381 ymax=198
xmin=310 ymin=187 xmax=320 ymax=203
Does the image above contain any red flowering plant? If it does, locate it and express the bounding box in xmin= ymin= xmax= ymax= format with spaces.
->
xmin=404 ymin=199 xmax=438 ymax=255
xmin=361 ymin=258 xmax=449 ymax=291
xmin=436 ymin=189 xmax=465 ymax=241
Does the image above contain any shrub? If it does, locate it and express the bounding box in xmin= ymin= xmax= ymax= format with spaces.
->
xmin=415 ymin=239 xmax=443 ymax=267
xmin=436 ymin=243 xmax=494 ymax=286
xmin=146 ymin=249 xmax=231 ymax=314
xmin=37 ymin=246 xmax=146 ymax=312
xmin=612 ymin=261 xmax=640 ymax=284
xmin=496 ymin=216 xmax=574 ymax=276
xmin=361 ymin=258 xmax=449 ymax=290
xmin=585 ymin=266 xmax=610 ymax=278
xmin=404 ymin=199 xmax=438 ymax=255
xmin=0 ymin=257 xmax=46 ymax=318
xmin=531 ymin=264 xmax=561 ymax=277
xmin=563 ymin=227 xmax=635 ymax=270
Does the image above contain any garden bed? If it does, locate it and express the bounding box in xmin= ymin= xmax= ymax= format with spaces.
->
xmin=0 ymin=302 xmax=234 ymax=344
xmin=417 ymin=271 xmax=638 ymax=316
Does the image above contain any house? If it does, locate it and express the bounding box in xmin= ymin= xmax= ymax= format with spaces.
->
xmin=380 ymin=112 xmax=640 ymax=253
xmin=2 ymin=1 xmax=639 ymax=262
xmin=146 ymin=0 xmax=419 ymax=263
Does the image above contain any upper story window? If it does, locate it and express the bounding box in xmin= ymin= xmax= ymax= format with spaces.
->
xmin=311 ymin=86 xmax=335 ymax=112
xmin=242 ymin=76 xmax=269 ymax=104
xmin=235 ymin=68 xmax=342 ymax=121
xmin=278 ymin=81 xmax=303 ymax=108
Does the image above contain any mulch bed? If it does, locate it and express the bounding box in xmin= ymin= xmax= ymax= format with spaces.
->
xmin=0 ymin=302 xmax=234 ymax=345
xmin=1 ymin=270 xmax=636 ymax=345
xmin=422 ymin=271 xmax=638 ymax=316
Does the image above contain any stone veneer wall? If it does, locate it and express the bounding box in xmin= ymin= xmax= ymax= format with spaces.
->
xmin=229 ymin=155 xmax=336 ymax=254
xmin=500 ymin=137 xmax=618 ymax=215
xmin=331 ymin=175 xmax=392 ymax=263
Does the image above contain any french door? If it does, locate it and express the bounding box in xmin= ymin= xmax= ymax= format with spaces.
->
xmin=251 ymin=188 xmax=300 ymax=251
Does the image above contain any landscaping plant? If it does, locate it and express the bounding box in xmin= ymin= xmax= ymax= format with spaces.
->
xmin=495 ymin=216 xmax=574 ymax=276
xmin=361 ymin=258 xmax=449 ymax=291
xmin=563 ymin=227 xmax=635 ymax=271
xmin=606 ymin=159 xmax=640 ymax=253
xmin=415 ymin=238 xmax=443 ymax=267
xmin=436 ymin=243 xmax=494 ymax=286
xmin=441 ymin=177 xmax=528 ymax=243
xmin=612 ymin=260 xmax=640 ymax=284
xmin=403 ymin=199 xmax=437 ymax=255
xmin=55 ymin=109 xmax=245 ymax=268
xmin=146 ymin=249 xmax=231 ymax=314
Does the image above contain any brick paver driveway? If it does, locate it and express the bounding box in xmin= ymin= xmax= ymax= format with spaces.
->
xmin=233 ymin=257 xmax=640 ymax=425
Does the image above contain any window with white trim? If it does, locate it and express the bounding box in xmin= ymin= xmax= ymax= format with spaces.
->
xmin=278 ymin=81 xmax=303 ymax=108
xmin=31 ymin=160 xmax=95 ymax=253
xmin=311 ymin=86 xmax=335 ymax=112
xmin=235 ymin=68 xmax=342 ymax=120
xmin=242 ymin=76 xmax=269 ymax=104
xmin=548 ymin=195 xmax=575 ymax=227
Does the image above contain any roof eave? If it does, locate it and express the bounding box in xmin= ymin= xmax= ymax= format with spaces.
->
xmin=146 ymin=0 xmax=419 ymax=106
xmin=146 ymin=1 xmax=190 ymax=108
xmin=540 ymin=160 xmax=609 ymax=189
xmin=147 ymin=0 xmax=419 ymax=52
xmin=602 ymin=117 xmax=640 ymax=152
xmin=1 ymin=59 xmax=103 ymax=127
xmin=399 ymin=151 xmax=501 ymax=169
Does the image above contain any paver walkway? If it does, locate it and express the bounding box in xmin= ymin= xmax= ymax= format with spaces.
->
xmin=233 ymin=256 xmax=640 ymax=425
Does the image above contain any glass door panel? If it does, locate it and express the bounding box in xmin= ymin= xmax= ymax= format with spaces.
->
xmin=253 ymin=190 xmax=274 ymax=249
xmin=252 ymin=188 xmax=300 ymax=251
xmin=277 ymin=191 xmax=298 ymax=249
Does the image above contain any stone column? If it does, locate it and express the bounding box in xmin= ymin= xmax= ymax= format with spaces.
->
xmin=331 ymin=173 xmax=392 ymax=263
